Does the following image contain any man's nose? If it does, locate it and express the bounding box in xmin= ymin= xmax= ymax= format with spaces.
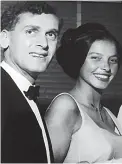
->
xmin=36 ymin=35 xmax=48 ymax=50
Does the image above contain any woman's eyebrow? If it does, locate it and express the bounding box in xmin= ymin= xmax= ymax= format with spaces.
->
xmin=88 ymin=52 xmax=102 ymax=56
xmin=88 ymin=52 xmax=118 ymax=57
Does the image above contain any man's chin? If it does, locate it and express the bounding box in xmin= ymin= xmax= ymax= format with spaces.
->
xmin=27 ymin=67 xmax=47 ymax=77
xmin=35 ymin=67 xmax=48 ymax=73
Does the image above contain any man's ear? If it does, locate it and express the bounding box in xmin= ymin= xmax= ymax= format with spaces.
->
xmin=0 ymin=29 xmax=10 ymax=49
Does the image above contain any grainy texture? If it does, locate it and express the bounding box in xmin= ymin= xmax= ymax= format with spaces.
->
xmin=1 ymin=1 xmax=122 ymax=115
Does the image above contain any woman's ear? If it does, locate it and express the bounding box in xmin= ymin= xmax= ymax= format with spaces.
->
xmin=0 ymin=29 xmax=10 ymax=49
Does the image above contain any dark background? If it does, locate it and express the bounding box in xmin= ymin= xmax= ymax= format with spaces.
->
xmin=1 ymin=1 xmax=122 ymax=116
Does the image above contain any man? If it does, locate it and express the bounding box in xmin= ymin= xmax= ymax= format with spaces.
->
xmin=0 ymin=1 xmax=62 ymax=163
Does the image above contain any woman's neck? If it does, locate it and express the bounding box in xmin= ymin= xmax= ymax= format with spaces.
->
xmin=71 ymin=78 xmax=102 ymax=109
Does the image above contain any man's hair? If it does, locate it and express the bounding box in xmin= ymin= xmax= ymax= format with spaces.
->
xmin=1 ymin=1 xmax=62 ymax=31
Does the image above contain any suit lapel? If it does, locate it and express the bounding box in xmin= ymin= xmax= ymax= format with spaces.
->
xmin=1 ymin=67 xmax=48 ymax=162
xmin=1 ymin=67 xmax=32 ymax=113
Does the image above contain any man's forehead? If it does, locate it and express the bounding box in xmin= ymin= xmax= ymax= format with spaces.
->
xmin=16 ymin=12 xmax=59 ymax=30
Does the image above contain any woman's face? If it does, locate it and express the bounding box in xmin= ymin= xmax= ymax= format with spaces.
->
xmin=79 ymin=39 xmax=119 ymax=90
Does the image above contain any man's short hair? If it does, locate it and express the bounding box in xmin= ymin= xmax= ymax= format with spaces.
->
xmin=1 ymin=1 xmax=61 ymax=31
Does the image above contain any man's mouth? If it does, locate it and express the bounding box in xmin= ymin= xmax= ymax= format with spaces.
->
xmin=29 ymin=52 xmax=48 ymax=58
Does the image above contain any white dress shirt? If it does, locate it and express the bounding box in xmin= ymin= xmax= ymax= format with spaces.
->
xmin=1 ymin=61 xmax=51 ymax=163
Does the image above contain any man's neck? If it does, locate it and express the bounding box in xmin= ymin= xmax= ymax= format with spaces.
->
xmin=3 ymin=59 xmax=35 ymax=84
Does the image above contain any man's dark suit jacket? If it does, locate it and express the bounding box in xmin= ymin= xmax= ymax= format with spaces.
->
xmin=1 ymin=68 xmax=52 ymax=163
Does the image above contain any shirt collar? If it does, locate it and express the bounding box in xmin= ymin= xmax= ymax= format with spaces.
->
xmin=1 ymin=61 xmax=32 ymax=92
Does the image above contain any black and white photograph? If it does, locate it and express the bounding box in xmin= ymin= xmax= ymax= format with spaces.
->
xmin=1 ymin=0 xmax=122 ymax=163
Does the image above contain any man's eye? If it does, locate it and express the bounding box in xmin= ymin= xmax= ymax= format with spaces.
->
xmin=26 ymin=29 xmax=37 ymax=35
xmin=109 ymin=58 xmax=118 ymax=64
xmin=46 ymin=32 xmax=57 ymax=40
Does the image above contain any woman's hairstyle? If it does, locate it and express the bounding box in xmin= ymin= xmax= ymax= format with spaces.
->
xmin=1 ymin=1 xmax=63 ymax=31
xmin=56 ymin=23 xmax=122 ymax=79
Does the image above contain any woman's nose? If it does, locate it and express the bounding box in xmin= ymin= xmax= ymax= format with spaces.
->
xmin=101 ymin=61 xmax=111 ymax=72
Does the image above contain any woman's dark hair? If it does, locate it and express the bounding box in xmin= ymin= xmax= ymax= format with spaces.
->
xmin=56 ymin=23 xmax=122 ymax=79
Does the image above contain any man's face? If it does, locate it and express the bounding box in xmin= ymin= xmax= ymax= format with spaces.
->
xmin=6 ymin=12 xmax=59 ymax=77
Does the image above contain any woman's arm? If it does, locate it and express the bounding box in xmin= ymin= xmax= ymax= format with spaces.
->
xmin=113 ymin=136 xmax=122 ymax=159
xmin=45 ymin=94 xmax=80 ymax=163
xmin=96 ymin=158 xmax=122 ymax=163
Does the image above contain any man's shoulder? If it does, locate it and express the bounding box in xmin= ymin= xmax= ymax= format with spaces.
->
xmin=1 ymin=67 xmax=12 ymax=81
xmin=1 ymin=67 xmax=23 ymax=102
xmin=1 ymin=67 xmax=16 ymax=89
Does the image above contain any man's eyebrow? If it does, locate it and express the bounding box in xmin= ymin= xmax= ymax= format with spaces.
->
xmin=23 ymin=25 xmax=40 ymax=30
xmin=46 ymin=29 xmax=59 ymax=34
xmin=22 ymin=26 xmax=59 ymax=34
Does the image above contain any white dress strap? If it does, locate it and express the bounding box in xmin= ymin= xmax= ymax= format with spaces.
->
xmin=48 ymin=93 xmax=122 ymax=136
xmin=117 ymin=105 xmax=122 ymax=128
xmin=47 ymin=92 xmax=85 ymax=122
xmin=104 ymin=107 xmax=122 ymax=135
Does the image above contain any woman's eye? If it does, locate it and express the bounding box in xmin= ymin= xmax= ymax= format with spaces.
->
xmin=91 ymin=56 xmax=101 ymax=60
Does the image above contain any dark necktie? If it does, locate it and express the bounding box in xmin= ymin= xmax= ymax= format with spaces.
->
xmin=24 ymin=85 xmax=40 ymax=101
xmin=24 ymin=85 xmax=54 ymax=162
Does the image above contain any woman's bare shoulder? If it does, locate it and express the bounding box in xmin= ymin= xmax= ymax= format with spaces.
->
xmin=48 ymin=93 xmax=78 ymax=112
xmin=45 ymin=93 xmax=80 ymax=127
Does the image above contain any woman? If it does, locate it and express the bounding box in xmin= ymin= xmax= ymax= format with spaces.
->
xmin=45 ymin=23 xmax=122 ymax=163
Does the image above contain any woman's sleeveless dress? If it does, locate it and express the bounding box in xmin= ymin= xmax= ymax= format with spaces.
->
xmin=51 ymin=93 xmax=122 ymax=163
